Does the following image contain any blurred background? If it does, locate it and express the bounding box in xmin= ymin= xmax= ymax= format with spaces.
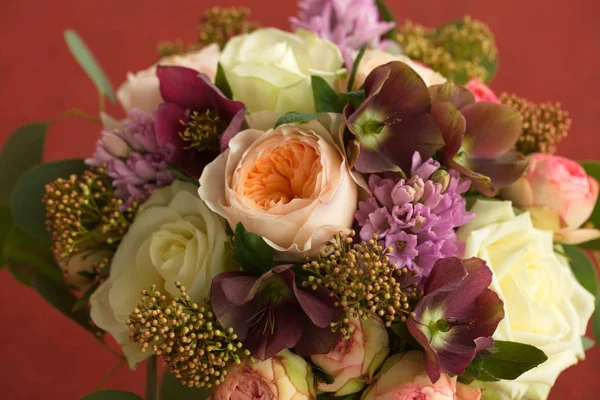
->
xmin=0 ymin=0 xmax=599 ymax=398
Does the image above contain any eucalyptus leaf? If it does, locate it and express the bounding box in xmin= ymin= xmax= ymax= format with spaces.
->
xmin=0 ymin=122 xmax=47 ymax=206
xmin=8 ymin=264 xmax=35 ymax=286
xmin=80 ymin=390 xmax=143 ymax=400
xmin=64 ymin=29 xmax=116 ymax=103
xmin=347 ymin=45 xmax=367 ymax=91
xmin=10 ymin=159 xmax=87 ymax=241
xmin=274 ymin=112 xmax=325 ymax=128
xmin=32 ymin=272 xmax=103 ymax=336
xmin=562 ymin=244 xmax=598 ymax=298
xmin=161 ymin=371 xmax=212 ymax=400
xmin=215 ymin=63 xmax=233 ymax=100
xmin=233 ymin=222 xmax=273 ymax=276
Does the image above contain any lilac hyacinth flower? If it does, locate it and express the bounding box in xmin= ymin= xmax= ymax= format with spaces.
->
xmin=86 ymin=109 xmax=174 ymax=208
xmin=291 ymin=0 xmax=395 ymax=70
xmin=355 ymin=152 xmax=474 ymax=278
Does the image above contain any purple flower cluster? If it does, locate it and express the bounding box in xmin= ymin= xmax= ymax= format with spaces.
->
xmin=290 ymin=0 xmax=395 ymax=70
xmin=86 ymin=109 xmax=174 ymax=208
xmin=355 ymin=153 xmax=473 ymax=277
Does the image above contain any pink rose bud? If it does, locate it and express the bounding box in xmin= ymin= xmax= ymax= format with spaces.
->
xmin=361 ymin=351 xmax=481 ymax=400
xmin=501 ymin=153 xmax=600 ymax=244
xmin=465 ymin=78 xmax=500 ymax=103
xmin=311 ymin=315 xmax=389 ymax=396
xmin=212 ymin=350 xmax=315 ymax=400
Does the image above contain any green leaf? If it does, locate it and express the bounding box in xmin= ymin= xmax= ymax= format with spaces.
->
xmin=375 ymin=0 xmax=397 ymax=40
xmin=8 ymin=264 xmax=35 ymax=286
xmin=80 ymin=390 xmax=143 ymax=400
xmin=274 ymin=112 xmax=325 ymax=128
xmin=313 ymin=365 xmax=335 ymax=385
xmin=215 ymin=63 xmax=233 ymax=100
xmin=347 ymin=45 xmax=367 ymax=91
xmin=582 ymin=336 xmax=595 ymax=351
xmin=233 ymin=222 xmax=273 ymax=276
xmin=0 ymin=122 xmax=48 ymax=206
xmin=475 ymin=340 xmax=547 ymax=381
xmin=0 ymin=207 xmax=13 ymax=266
xmin=3 ymin=224 xmax=61 ymax=283
xmin=312 ymin=76 xmax=340 ymax=113
xmin=10 ymin=159 xmax=87 ymax=241
xmin=593 ymin=305 xmax=600 ymax=343
xmin=579 ymin=161 xmax=600 ymax=249
xmin=64 ymin=29 xmax=116 ymax=103
xmin=73 ymin=280 xmax=100 ymax=312
xmin=161 ymin=371 xmax=211 ymax=400
xmin=165 ymin=165 xmax=198 ymax=184
xmin=562 ymin=244 xmax=598 ymax=298
xmin=338 ymin=90 xmax=366 ymax=109
xmin=32 ymin=272 xmax=103 ymax=336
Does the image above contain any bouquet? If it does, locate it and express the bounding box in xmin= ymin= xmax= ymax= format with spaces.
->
xmin=2 ymin=1 xmax=599 ymax=399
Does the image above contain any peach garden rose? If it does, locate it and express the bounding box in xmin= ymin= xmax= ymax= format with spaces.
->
xmin=199 ymin=112 xmax=360 ymax=259
xmin=362 ymin=351 xmax=481 ymax=400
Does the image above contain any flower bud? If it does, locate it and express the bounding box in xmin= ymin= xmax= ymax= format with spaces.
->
xmin=59 ymin=249 xmax=112 ymax=290
xmin=311 ymin=315 xmax=389 ymax=396
xmin=430 ymin=170 xmax=450 ymax=192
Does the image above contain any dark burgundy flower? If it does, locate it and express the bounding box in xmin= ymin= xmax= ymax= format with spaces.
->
xmin=406 ymin=257 xmax=505 ymax=383
xmin=210 ymin=265 xmax=342 ymax=360
xmin=155 ymin=66 xmax=245 ymax=178
xmin=344 ymin=62 xmax=527 ymax=196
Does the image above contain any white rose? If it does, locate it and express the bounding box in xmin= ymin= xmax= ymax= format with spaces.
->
xmin=116 ymin=44 xmax=220 ymax=114
xmin=457 ymin=200 xmax=595 ymax=400
xmin=90 ymin=181 xmax=233 ymax=366
xmin=219 ymin=28 xmax=345 ymax=113
xmin=353 ymin=49 xmax=447 ymax=90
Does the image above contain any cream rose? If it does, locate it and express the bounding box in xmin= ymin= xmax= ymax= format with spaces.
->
xmin=116 ymin=44 xmax=220 ymax=114
xmin=90 ymin=181 xmax=233 ymax=366
xmin=219 ymin=28 xmax=344 ymax=113
xmin=353 ymin=49 xmax=447 ymax=90
xmin=199 ymin=112 xmax=360 ymax=260
xmin=457 ymin=200 xmax=596 ymax=400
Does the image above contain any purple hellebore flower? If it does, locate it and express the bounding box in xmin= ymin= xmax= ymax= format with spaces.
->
xmin=210 ymin=265 xmax=342 ymax=360
xmin=155 ymin=66 xmax=246 ymax=179
xmin=407 ymin=257 xmax=505 ymax=383
xmin=291 ymin=0 xmax=395 ymax=70
xmin=344 ymin=62 xmax=528 ymax=195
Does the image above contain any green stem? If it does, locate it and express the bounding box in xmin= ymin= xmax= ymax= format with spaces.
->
xmin=49 ymin=108 xmax=102 ymax=125
xmin=94 ymin=358 xmax=126 ymax=391
xmin=146 ymin=355 xmax=158 ymax=400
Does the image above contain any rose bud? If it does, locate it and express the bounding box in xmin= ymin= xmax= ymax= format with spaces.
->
xmin=501 ymin=153 xmax=600 ymax=244
xmin=362 ymin=351 xmax=481 ymax=400
xmin=59 ymin=249 xmax=112 ymax=290
xmin=406 ymin=257 xmax=504 ymax=383
xmin=211 ymin=349 xmax=315 ymax=400
xmin=311 ymin=315 xmax=389 ymax=396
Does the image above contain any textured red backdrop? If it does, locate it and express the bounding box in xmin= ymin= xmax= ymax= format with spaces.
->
xmin=1 ymin=0 xmax=599 ymax=399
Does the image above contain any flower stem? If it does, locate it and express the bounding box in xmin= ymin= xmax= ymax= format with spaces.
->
xmin=145 ymin=355 xmax=158 ymax=400
xmin=94 ymin=358 xmax=126 ymax=391
xmin=49 ymin=108 xmax=102 ymax=125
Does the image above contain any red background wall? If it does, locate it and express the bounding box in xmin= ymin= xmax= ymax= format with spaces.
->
xmin=1 ymin=0 xmax=599 ymax=398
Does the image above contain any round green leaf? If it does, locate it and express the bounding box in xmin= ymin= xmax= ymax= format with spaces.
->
xmin=64 ymin=29 xmax=116 ymax=103
xmin=562 ymin=244 xmax=598 ymax=298
xmin=10 ymin=159 xmax=87 ymax=241
xmin=161 ymin=371 xmax=211 ymax=400
xmin=0 ymin=122 xmax=47 ymax=206
xmin=80 ymin=390 xmax=142 ymax=400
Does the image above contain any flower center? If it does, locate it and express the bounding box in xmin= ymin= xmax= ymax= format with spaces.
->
xmin=243 ymin=140 xmax=321 ymax=208
xmin=179 ymin=109 xmax=225 ymax=152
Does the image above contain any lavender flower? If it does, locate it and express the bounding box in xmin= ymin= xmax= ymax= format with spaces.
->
xmin=86 ymin=109 xmax=174 ymax=207
xmin=291 ymin=0 xmax=395 ymax=70
xmin=355 ymin=152 xmax=473 ymax=277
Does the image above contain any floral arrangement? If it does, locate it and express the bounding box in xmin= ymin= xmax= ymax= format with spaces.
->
xmin=2 ymin=1 xmax=600 ymax=400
